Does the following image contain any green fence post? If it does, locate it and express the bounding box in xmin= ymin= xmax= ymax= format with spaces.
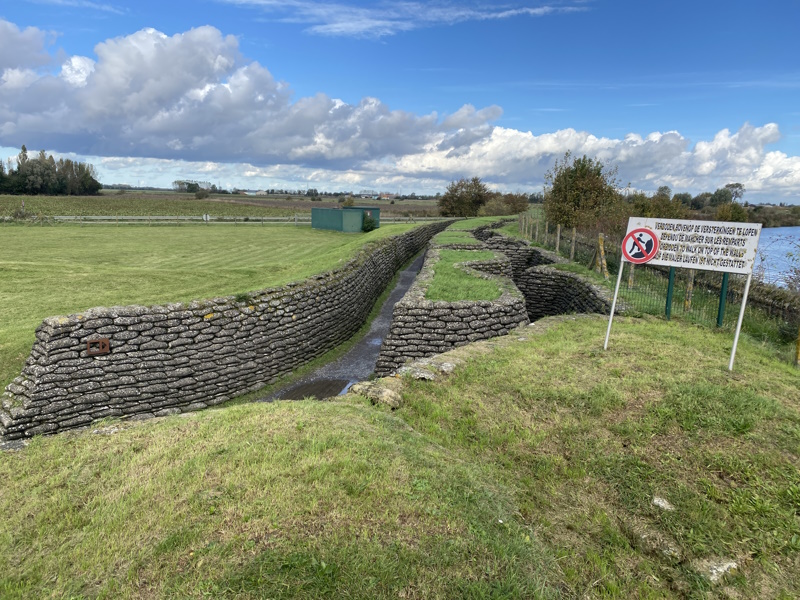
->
xmin=717 ymin=272 xmax=730 ymax=327
xmin=665 ymin=267 xmax=676 ymax=320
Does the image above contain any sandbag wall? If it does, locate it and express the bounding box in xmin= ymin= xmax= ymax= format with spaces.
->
xmin=474 ymin=226 xmax=612 ymax=322
xmin=0 ymin=222 xmax=451 ymax=441
xmin=374 ymin=246 xmax=529 ymax=376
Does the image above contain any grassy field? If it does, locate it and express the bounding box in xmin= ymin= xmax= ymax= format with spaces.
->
xmin=432 ymin=230 xmax=482 ymax=245
xmin=0 ymin=193 xmax=443 ymax=218
xmin=0 ymin=224 xmax=417 ymax=389
xmin=1 ymin=316 xmax=797 ymax=598
xmin=425 ymin=249 xmax=502 ymax=302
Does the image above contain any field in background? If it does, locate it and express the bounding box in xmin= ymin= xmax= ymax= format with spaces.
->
xmin=0 ymin=192 xmax=442 ymax=218
xmin=0 ymin=224 xmax=417 ymax=389
xmin=1 ymin=316 xmax=797 ymax=598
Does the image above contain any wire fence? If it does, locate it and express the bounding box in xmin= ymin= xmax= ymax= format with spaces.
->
xmin=518 ymin=214 xmax=800 ymax=365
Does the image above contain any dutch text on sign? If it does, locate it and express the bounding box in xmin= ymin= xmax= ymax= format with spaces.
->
xmin=625 ymin=217 xmax=762 ymax=275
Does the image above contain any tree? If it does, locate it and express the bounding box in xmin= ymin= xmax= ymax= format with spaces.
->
xmin=543 ymin=152 xmax=624 ymax=233
xmin=724 ymin=183 xmax=745 ymax=203
xmin=714 ymin=202 xmax=748 ymax=222
xmin=655 ymin=185 xmax=672 ymax=199
xmin=673 ymin=192 xmax=693 ymax=206
xmin=528 ymin=191 xmax=544 ymax=204
xmin=691 ymin=192 xmax=713 ymax=210
xmin=438 ymin=177 xmax=491 ymax=217
xmin=630 ymin=191 xmax=688 ymax=220
xmin=1 ymin=146 xmax=100 ymax=196
xmin=710 ymin=187 xmax=733 ymax=206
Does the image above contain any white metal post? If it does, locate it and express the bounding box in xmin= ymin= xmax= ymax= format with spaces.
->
xmin=729 ymin=273 xmax=753 ymax=371
xmin=604 ymin=260 xmax=626 ymax=349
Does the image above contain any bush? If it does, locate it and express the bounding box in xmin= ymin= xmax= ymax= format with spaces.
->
xmin=438 ymin=177 xmax=491 ymax=217
xmin=362 ymin=215 xmax=377 ymax=232
xmin=195 ymin=190 xmax=210 ymax=199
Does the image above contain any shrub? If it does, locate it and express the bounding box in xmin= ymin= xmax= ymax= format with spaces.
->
xmin=362 ymin=215 xmax=377 ymax=232
xmin=195 ymin=190 xmax=210 ymax=199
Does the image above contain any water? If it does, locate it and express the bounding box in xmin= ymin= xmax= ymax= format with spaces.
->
xmin=261 ymin=251 xmax=426 ymax=402
xmin=757 ymin=226 xmax=800 ymax=287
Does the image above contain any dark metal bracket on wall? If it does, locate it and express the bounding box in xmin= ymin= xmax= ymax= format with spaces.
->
xmin=87 ymin=338 xmax=111 ymax=356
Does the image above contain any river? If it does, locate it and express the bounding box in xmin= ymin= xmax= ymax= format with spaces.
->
xmin=757 ymin=226 xmax=800 ymax=287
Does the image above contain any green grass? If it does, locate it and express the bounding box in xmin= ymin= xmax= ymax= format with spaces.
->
xmin=0 ymin=194 xmax=300 ymax=218
xmin=399 ymin=316 xmax=800 ymax=598
xmin=0 ymin=399 xmax=556 ymax=599
xmin=0 ymin=224 xmax=417 ymax=389
xmin=425 ymin=250 xmax=502 ymax=302
xmin=2 ymin=316 xmax=798 ymax=598
xmin=432 ymin=230 xmax=482 ymax=245
xmin=447 ymin=216 xmax=508 ymax=230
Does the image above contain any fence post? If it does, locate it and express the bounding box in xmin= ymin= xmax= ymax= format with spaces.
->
xmin=555 ymin=224 xmax=561 ymax=254
xmin=666 ymin=267 xmax=676 ymax=320
xmin=684 ymin=269 xmax=695 ymax=311
xmin=598 ymin=233 xmax=610 ymax=280
xmin=544 ymin=221 xmax=549 ymax=247
xmin=717 ymin=273 xmax=730 ymax=327
xmin=627 ymin=263 xmax=635 ymax=289
xmin=535 ymin=220 xmax=539 ymax=243
xmin=795 ymin=325 xmax=800 ymax=367
xmin=570 ymin=227 xmax=576 ymax=261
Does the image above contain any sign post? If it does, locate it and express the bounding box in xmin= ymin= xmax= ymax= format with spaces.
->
xmin=605 ymin=217 xmax=762 ymax=370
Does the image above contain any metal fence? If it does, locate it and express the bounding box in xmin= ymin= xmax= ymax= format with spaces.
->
xmin=518 ymin=214 xmax=800 ymax=364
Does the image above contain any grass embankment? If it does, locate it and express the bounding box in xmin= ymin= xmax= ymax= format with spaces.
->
xmin=447 ymin=216 xmax=508 ymax=230
xmin=432 ymin=230 xmax=482 ymax=246
xmin=425 ymin=250 xmax=502 ymax=302
xmin=0 ymin=224 xmax=417 ymax=389
xmin=1 ymin=316 xmax=798 ymax=598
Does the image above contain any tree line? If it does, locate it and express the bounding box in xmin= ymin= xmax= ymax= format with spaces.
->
xmin=539 ymin=152 xmax=795 ymax=237
xmin=437 ymin=154 xmax=799 ymax=231
xmin=0 ymin=146 xmax=102 ymax=196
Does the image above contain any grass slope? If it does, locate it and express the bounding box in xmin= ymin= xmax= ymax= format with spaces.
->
xmin=0 ymin=224 xmax=416 ymax=388
xmin=1 ymin=316 xmax=798 ymax=598
xmin=425 ymin=250 xmax=502 ymax=302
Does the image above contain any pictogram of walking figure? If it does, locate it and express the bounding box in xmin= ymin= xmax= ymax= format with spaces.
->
xmin=622 ymin=228 xmax=659 ymax=264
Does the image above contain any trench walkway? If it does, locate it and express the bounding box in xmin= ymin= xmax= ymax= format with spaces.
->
xmin=259 ymin=251 xmax=426 ymax=401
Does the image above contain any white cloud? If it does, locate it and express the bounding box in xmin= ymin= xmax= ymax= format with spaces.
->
xmin=0 ymin=18 xmax=798 ymax=200
xmin=220 ymin=0 xmax=586 ymax=38
xmin=60 ymin=56 xmax=95 ymax=87
xmin=24 ymin=0 xmax=126 ymax=15
xmin=0 ymin=20 xmax=52 ymax=71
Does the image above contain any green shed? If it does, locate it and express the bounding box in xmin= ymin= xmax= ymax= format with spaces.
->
xmin=311 ymin=207 xmax=380 ymax=232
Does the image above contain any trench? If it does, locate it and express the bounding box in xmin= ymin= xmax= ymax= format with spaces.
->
xmin=259 ymin=251 xmax=426 ymax=401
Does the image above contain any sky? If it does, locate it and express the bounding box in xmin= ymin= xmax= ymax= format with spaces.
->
xmin=1 ymin=0 xmax=799 ymax=202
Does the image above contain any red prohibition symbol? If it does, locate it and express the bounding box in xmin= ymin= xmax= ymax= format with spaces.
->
xmin=622 ymin=228 xmax=659 ymax=264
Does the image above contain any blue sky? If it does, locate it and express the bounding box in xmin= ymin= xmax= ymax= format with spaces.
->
xmin=1 ymin=0 xmax=799 ymax=201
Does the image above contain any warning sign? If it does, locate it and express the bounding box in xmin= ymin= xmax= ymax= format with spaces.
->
xmin=622 ymin=228 xmax=659 ymax=264
xmin=623 ymin=217 xmax=761 ymax=275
